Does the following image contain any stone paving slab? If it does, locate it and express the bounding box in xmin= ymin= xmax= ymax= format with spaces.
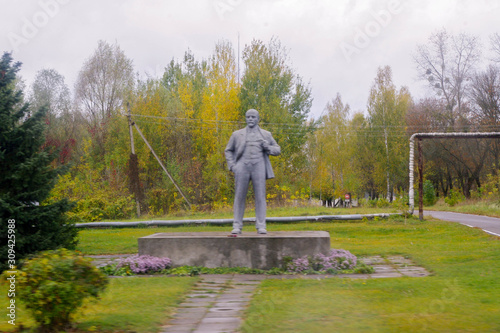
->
xmin=194 ymin=323 xmax=241 ymax=333
xmin=205 ymin=311 xmax=242 ymax=318
xmin=162 ymin=275 xmax=261 ymax=333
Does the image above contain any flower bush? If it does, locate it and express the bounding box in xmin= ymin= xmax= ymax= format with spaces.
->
xmin=116 ymin=255 xmax=172 ymax=274
xmin=286 ymin=255 xmax=311 ymax=273
xmin=313 ymin=249 xmax=357 ymax=271
xmin=287 ymin=249 xmax=357 ymax=273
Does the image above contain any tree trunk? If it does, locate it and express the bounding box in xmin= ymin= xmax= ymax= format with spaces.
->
xmin=385 ymin=128 xmax=390 ymax=201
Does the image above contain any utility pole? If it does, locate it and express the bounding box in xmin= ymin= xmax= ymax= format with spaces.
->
xmin=128 ymin=104 xmax=135 ymax=155
xmin=132 ymin=121 xmax=192 ymax=210
xmin=127 ymin=103 xmax=143 ymax=217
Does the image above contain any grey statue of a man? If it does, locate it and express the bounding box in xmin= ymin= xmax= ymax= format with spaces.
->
xmin=225 ymin=109 xmax=281 ymax=234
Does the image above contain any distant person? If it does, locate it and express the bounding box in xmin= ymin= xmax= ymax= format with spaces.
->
xmin=225 ymin=109 xmax=281 ymax=234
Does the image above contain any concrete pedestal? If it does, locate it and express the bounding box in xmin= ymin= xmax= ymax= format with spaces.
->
xmin=138 ymin=231 xmax=330 ymax=270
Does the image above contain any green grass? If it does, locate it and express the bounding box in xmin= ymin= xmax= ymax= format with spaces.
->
xmin=241 ymin=217 xmax=500 ymax=332
xmin=429 ymin=198 xmax=500 ymax=218
xmin=76 ymin=206 xmax=401 ymax=255
xmin=75 ymin=214 xmax=500 ymax=331
xmin=5 ymin=205 xmax=500 ymax=332
xmin=0 ymin=276 xmax=197 ymax=332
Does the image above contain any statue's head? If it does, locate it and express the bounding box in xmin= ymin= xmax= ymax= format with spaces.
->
xmin=245 ymin=109 xmax=259 ymax=128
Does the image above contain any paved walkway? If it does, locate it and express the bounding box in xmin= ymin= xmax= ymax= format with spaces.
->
xmin=160 ymin=274 xmax=265 ymax=333
xmin=155 ymin=256 xmax=429 ymax=333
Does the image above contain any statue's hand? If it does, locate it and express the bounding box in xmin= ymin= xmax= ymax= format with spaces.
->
xmin=261 ymin=140 xmax=270 ymax=151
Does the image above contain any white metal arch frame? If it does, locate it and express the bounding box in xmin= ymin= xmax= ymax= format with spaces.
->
xmin=409 ymin=132 xmax=500 ymax=219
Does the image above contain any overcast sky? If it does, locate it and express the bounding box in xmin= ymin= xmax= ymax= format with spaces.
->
xmin=1 ymin=0 xmax=499 ymax=119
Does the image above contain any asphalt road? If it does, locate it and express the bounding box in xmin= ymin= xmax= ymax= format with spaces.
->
xmin=424 ymin=210 xmax=500 ymax=237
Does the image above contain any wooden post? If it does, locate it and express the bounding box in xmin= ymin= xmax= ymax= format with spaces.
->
xmin=132 ymin=122 xmax=192 ymax=209
xmin=418 ymin=138 xmax=424 ymax=220
xmin=127 ymin=104 xmax=142 ymax=217
xmin=128 ymin=104 xmax=135 ymax=155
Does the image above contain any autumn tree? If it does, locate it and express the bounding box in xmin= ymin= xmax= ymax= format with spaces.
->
xmin=30 ymin=69 xmax=82 ymax=164
xmin=31 ymin=68 xmax=71 ymax=116
xmin=197 ymin=41 xmax=241 ymax=205
xmin=470 ymin=65 xmax=500 ymax=131
xmin=156 ymin=51 xmax=209 ymax=205
xmin=414 ymin=29 xmax=480 ymax=127
xmin=314 ymin=94 xmax=359 ymax=199
xmin=491 ymin=33 xmax=500 ymax=63
xmin=49 ymin=41 xmax=138 ymax=221
xmin=75 ymin=40 xmax=134 ymax=159
xmin=351 ymin=112 xmax=378 ymax=198
xmin=407 ymin=98 xmax=453 ymax=196
xmin=412 ymin=30 xmax=499 ymax=198
xmin=240 ymin=37 xmax=313 ymax=191
xmin=367 ymin=66 xmax=411 ymax=200
xmin=469 ymin=65 xmax=500 ymax=172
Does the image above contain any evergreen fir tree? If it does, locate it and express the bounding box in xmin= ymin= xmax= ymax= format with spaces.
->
xmin=0 ymin=52 xmax=77 ymax=271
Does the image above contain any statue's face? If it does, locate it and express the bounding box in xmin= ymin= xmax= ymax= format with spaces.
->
xmin=246 ymin=111 xmax=259 ymax=128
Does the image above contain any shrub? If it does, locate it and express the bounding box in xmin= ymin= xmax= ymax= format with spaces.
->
xmin=15 ymin=249 xmax=108 ymax=332
xmin=376 ymin=198 xmax=390 ymax=208
xmin=391 ymin=195 xmax=412 ymax=217
xmin=66 ymin=195 xmax=136 ymax=222
xmin=477 ymin=173 xmax=500 ymax=200
xmin=445 ymin=188 xmax=464 ymax=207
xmin=354 ymin=262 xmax=375 ymax=274
xmin=423 ymin=180 xmax=437 ymax=206
xmin=147 ymin=188 xmax=184 ymax=216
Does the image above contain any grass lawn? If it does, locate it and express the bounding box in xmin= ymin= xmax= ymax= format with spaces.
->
xmin=76 ymin=206 xmax=402 ymax=255
xmin=0 ymin=276 xmax=197 ymax=332
xmin=428 ymin=198 xmax=500 ymax=218
xmin=4 ymin=206 xmax=500 ymax=332
xmin=241 ymin=217 xmax=500 ymax=332
xmin=75 ymin=212 xmax=500 ymax=332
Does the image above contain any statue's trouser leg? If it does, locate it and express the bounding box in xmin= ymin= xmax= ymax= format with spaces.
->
xmin=233 ymin=162 xmax=250 ymax=231
xmin=251 ymin=160 xmax=267 ymax=230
